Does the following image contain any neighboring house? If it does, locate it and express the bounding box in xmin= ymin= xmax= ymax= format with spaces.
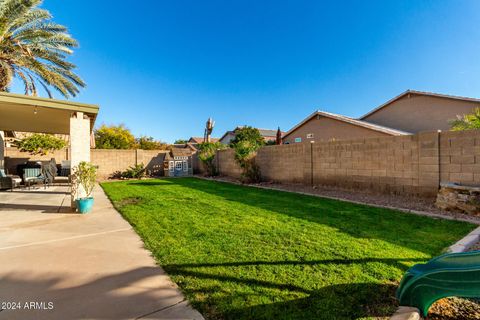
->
xmin=219 ymin=127 xmax=278 ymax=144
xmin=282 ymin=111 xmax=408 ymax=144
xmin=360 ymin=90 xmax=480 ymax=133
xmin=188 ymin=137 xmax=219 ymax=144
xmin=283 ymin=90 xmax=480 ymax=144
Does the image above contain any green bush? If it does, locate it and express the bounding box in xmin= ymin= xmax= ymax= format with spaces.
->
xmin=121 ymin=163 xmax=146 ymax=179
xmin=198 ymin=142 xmax=226 ymax=176
xmin=15 ymin=134 xmax=66 ymax=155
xmin=230 ymin=127 xmax=264 ymax=183
xmin=135 ymin=136 xmax=170 ymax=150
xmin=450 ymin=108 xmax=480 ymax=131
xmin=72 ymin=161 xmax=97 ymax=198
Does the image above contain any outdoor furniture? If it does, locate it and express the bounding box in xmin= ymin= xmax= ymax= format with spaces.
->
xmin=46 ymin=158 xmax=71 ymax=186
xmin=23 ymin=167 xmax=47 ymax=189
xmin=0 ymin=169 xmax=21 ymax=191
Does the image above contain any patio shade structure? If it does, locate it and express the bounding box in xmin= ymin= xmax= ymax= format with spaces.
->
xmin=0 ymin=92 xmax=99 ymax=208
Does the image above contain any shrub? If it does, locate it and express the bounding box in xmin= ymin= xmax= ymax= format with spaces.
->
xmin=198 ymin=142 xmax=225 ymax=176
xmin=230 ymin=127 xmax=264 ymax=183
xmin=15 ymin=134 xmax=66 ymax=155
xmin=72 ymin=161 xmax=97 ymax=198
xmin=450 ymin=108 xmax=480 ymax=131
xmin=121 ymin=163 xmax=146 ymax=179
xmin=135 ymin=136 xmax=170 ymax=150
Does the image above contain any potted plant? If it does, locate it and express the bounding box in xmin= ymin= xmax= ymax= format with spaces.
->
xmin=72 ymin=161 xmax=97 ymax=214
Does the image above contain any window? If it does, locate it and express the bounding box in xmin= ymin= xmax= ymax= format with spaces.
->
xmin=169 ymin=161 xmax=174 ymax=172
xmin=175 ymin=161 xmax=183 ymax=171
xmin=294 ymin=137 xmax=302 ymax=143
xmin=306 ymin=133 xmax=314 ymax=139
xmin=183 ymin=160 xmax=188 ymax=172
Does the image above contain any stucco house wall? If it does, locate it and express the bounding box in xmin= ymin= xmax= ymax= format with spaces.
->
xmin=282 ymin=116 xmax=390 ymax=144
xmin=362 ymin=94 xmax=479 ymax=133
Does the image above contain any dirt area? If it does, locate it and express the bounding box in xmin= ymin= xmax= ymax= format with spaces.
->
xmin=202 ymin=175 xmax=480 ymax=225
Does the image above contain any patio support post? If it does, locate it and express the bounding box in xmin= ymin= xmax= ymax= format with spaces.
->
xmin=0 ymin=130 xmax=4 ymax=169
xmin=70 ymin=111 xmax=91 ymax=208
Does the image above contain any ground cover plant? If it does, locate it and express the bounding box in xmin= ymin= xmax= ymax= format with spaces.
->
xmin=101 ymin=178 xmax=476 ymax=320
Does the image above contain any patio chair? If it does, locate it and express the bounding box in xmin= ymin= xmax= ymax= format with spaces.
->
xmin=0 ymin=168 xmax=22 ymax=191
xmin=23 ymin=167 xmax=47 ymax=189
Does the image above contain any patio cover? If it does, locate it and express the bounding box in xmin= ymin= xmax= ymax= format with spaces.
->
xmin=0 ymin=92 xmax=99 ymax=208
xmin=0 ymin=92 xmax=98 ymax=134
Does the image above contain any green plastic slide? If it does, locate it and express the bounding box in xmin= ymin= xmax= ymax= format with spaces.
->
xmin=396 ymin=250 xmax=480 ymax=316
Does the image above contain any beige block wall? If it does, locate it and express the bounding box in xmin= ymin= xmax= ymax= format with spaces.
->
xmin=91 ymin=149 xmax=137 ymax=179
xmin=217 ymin=149 xmax=242 ymax=178
xmin=283 ymin=116 xmax=390 ymax=144
xmin=363 ymin=94 xmax=479 ymax=133
xmin=215 ymin=130 xmax=480 ymax=198
xmin=440 ymin=129 xmax=480 ymax=185
xmin=4 ymin=148 xmax=169 ymax=179
xmin=256 ymin=144 xmax=305 ymax=183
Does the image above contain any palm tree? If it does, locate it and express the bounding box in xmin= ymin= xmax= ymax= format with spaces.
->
xmin=450 ymin=108 xmax=480 ymax=131
xmin=0 ymin=0 xmax=85 ymax=98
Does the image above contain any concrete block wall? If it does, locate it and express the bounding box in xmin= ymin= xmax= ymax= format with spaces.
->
xmin=90 ymin=149 xmax=136 ymax=179
xmin=256 ymin=144 xmax=305 ymax=183
xmin=214 ymin=130 xmax=480 ymax=198
xmin=440 ymin=130 xmax=480 ymax=185
xmin=217 ymin=148 xmax=242 ymax=178
xmin=136 ymin=150 xmax=168 ymax=176
xmin=4 ymin=147 xmax=169 ymax=179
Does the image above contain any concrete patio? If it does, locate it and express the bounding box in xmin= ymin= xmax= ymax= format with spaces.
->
xmin=0 ymin=185 xmax=203 ymax=320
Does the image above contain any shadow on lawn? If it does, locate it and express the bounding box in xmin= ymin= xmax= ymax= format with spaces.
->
xmin=163 ymin=258 xmax=408 ymax=319
xmin=128 ymin=178 xmax=468 ymax=256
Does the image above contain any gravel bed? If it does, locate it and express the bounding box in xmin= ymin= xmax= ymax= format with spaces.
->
xmin=428 ymin=243 xmax=480 ymax=320
xmin=202 ymin=175 xmax=480 ymax=225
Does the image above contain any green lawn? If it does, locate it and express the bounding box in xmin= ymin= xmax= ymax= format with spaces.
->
xmin=101 ymin=178 xmax=475 ymax=320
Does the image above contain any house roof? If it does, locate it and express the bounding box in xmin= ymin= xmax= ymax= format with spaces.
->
xmin=283 ymin=110 xmax=410 ymax=139
xmin=171 ymin=148 xmax=193 ymax=157
xmin=219 ymin=127 xmax=280 ymax=141
xmin=360 ymin=89 xmax=480 ymax=120
xmin=219 ymin=131 xmax=235 ymax=141
xmin=188 ymin=137 xmax=219 ymax=144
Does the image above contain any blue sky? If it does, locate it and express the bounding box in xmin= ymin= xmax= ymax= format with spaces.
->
xmin=11 ymin=1 xmax=480 ymax=142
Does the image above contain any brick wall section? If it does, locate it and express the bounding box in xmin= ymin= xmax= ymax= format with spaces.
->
xmin=217 ymin=148 xmax=242 ymax=178
xmin=440 ymin=130 xmax=480 ymax=185
xmin=309 ymin=135 xmax=426 ymax=194
xmin=256 ymin=144 xmax=306 ymax=183
xmin=4 ymin=148 xmax=169 ymax=179
xmin=90 ymin=149 xmax=136 ymax=178
xmin=136 ymin=150 xmax=168 ymax=176
xmin=214 ymin=130 xmax=480 ymax=198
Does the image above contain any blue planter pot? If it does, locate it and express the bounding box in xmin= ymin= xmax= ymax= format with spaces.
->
xmin=76 ymin=197 xmax=94 ymax=214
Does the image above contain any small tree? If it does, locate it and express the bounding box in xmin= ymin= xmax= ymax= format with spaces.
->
xmin=72 ymin=161 xmax=97 ymax=199
xmin=450 ymin=108 xmax=480 ymax=131
xmin=197 ymin=142 xmax=225 ymax=176
xmin=15 ymin=134 xmax=66 ymax=155
xmin=94 ymin=124 xmax=136 ymax=149
xmin=230 ymin=127 xmax=264 ymax=183
xmin=136 ymin=136 xmax=170 ymax=150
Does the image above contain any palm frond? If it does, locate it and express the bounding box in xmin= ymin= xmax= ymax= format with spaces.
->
xmin=0 ymin=0 xmax=84 ymax=98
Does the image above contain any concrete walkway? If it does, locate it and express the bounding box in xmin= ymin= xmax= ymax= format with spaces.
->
xmin=0 ymin=185 xmax=203 ymax=320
